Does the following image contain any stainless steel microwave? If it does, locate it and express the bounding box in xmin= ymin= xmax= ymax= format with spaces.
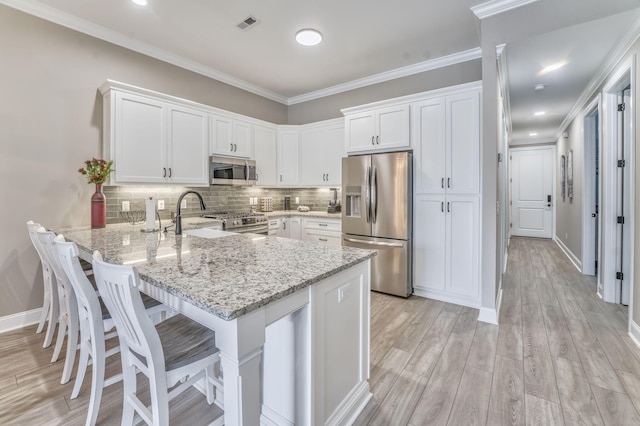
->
xmin=210 ymin=156 xmax=257 ymax=186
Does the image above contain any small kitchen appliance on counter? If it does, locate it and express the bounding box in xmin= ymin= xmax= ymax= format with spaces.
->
xmin=284 ymin=195 xmax=291 ymax=211
xmin=327 ymin=188 xmax=341 ymax=213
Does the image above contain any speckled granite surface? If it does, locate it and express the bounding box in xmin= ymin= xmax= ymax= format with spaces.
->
xmin=265 ymin=210 xmax=342 ymax=219
xmin=54 ymin=220 xmax=374 ymax=321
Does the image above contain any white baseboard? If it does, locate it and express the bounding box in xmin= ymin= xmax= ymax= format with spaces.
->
xmin=554 ymin=237 xmax=582 ymax=272
xmin=629 ymin=320 xmax=640 ymax=349
xmin=0 ymin=308 xmax=42 ymax=334
xmin=413 ymin=287 xmax=480 ymax=309
xmin=478 ymin=287 xmax=502 ymax=325
xmin=325 ymin=381 xmax=372 ymax=426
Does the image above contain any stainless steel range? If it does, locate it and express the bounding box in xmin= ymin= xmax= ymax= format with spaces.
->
xmin=203 ymin=212 xmax=269 ymax=234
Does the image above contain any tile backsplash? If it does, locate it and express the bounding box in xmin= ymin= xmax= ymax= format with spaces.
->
xmin=104 ymin=185 xmax=341 ymax=224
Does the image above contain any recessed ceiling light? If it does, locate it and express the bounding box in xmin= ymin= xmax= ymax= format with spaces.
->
xmin=131 ymin=0 xmax=148 ymax=5
xmin=534 ymin=111 xmax=546 ymax=116
xmin=529 ymin=132 xmax=538 ymax=137
xmin=538 ymin=61 xmax=567 ymax=75
xmin=296 ymin=29 xmax=322 ymax=46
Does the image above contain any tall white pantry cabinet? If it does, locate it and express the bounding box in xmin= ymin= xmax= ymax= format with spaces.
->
xmin=412 ymin=84 xmax=481 ymax=308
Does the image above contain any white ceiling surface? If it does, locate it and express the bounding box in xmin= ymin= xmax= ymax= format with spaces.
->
xmin=25 ymin=0 xmax=485 ymax=101
xmin=506 ymin=9 xmax=640 ymax=143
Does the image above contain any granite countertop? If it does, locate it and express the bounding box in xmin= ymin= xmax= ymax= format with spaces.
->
xmin=264 ymin=210 xmax=342 ymax=219
xmin=55 ymin=220 xmax=373 ymax=321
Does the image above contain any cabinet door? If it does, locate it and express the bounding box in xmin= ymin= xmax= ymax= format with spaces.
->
xmin=414 ymin=98 xmax=446 ymax=194
xmin=233 ymin=120 xmax=253 ymax=158
xmin=447 ymin=91 xmax=480 ymax=195
xmin=254 ymin=125 xmax=277 ymax=186
xmin=278 ymin=218 xmax=290 ymax=238
xmin=324 ymin=125 xmax=344 ymax=186
xmin=345 ymin=111 xmax=376 ymax=152
xmin=413 ymin=195 xmax=446 ymax=292
xmin=289 ymin=217 xmax=302 ymax=240
xmin=210 ymin=115 xmax=233 ymax=155
xmin=278 ymin=131 xmax=299 ymax=186
xmin=114 ymin=92 xmax=166 ymax=183
xmin=167 ymin=106 xmax=208 ymax=185
xmin=376 ymin=104 xmax=410 ymax=150
xmin=446 ymin=196 xmax=479 ymax=299
xmin=298 ymin=129 xmax=325 ymax=186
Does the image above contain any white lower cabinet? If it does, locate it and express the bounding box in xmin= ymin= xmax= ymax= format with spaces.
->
xmin=279 ymin=217 xmax=302 ymax=240
xmin=301 ymin=218 xmax=342 ymax=246
xmin=413 ymin=194 xmax=480 ymax=307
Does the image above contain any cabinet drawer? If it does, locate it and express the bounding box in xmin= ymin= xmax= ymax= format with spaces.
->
xmin=302 ymin=229 xmax=342 ymax=246
xmin=302 ymin=218 xmax=341 ymax=232
xmin=268 ymin=219 xmax=281 ymax=230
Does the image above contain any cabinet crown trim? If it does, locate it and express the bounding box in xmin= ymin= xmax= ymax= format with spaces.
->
xmin=340 ymin=81 xmax=481 ymax=116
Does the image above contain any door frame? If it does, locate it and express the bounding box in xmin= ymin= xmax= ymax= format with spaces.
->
xmin=582 ymin=95 xmax=601 ymax=279
xmin=508 ymin=145 xmax=556 ymax=239
xmin=601 ymin=56 xmax=635 ymax=310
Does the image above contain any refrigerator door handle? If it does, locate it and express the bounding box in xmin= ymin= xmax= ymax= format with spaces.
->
xmin=371 ymin=165 xmax=378 ymax=224
xmin=344 ymin=237 xmax=404 ymax=248
xmin=365 ymin=165 xmax=371 ymax=223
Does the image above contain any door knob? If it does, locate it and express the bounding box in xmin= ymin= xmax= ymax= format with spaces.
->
xmin=592 ymin=213 xmax=597 ymax=218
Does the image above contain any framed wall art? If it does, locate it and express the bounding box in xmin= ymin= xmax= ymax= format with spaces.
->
xmin=561 ymin=155 xmax=566 ymax=201
xmin=567 ymin=149 xmax=574 ymax=199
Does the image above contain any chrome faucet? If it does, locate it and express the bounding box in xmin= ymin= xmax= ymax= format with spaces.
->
xmin=175 ymin=190 xmax=207 ymax=235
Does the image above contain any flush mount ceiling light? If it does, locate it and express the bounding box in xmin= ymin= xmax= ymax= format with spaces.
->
xmin=131 ymin=0 xmax=148 ymax=5
xmin=533 ymin=84 xmax=545 ymax=91
xmin=296 ymin=29 xmax=322 ymax=46
xmin=534 ymin=111 xmax=546 ymax=116
xmin=538 ymin=61 xmax=568 ymax=75
xmin=529 ymin=132 xmax=538 ymax=137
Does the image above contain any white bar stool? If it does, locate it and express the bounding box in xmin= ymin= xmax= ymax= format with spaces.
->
xmin=92 ymin=251 xmax=224 ymax=426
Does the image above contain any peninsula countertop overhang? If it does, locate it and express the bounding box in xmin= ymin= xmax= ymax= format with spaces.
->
xmin=55 ymin=222 xmax=375 ymax=321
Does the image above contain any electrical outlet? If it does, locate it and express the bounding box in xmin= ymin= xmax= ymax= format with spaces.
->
xmin=295 ymin=197 xmax=299 ymax=204
xmin=338 ymin=283 xmax=352 ymax=303
xmin=181 ymin=199 xmax=187 ymax=209
xmin=157 ymin=200 xmax=165 ymax=210
xmin=122 ymin=201 xmax=130 ymax=212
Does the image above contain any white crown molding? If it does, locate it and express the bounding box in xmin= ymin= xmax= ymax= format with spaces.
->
xmin=554 ymin=16 xmax=640 ymax=139
xmin=471 ymin=0 xmax=541 ymax=20
xmin=4 ymin=0 xmax=481 ymax=106
xmin=0 ymin=0 xmax=289 ymax=104
xmin=288 ymin=48 xmax=482 ymax=105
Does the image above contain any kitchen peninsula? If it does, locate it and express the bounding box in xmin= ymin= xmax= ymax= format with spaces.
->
xmin=56 ymin=222 xmax=374 ymax=425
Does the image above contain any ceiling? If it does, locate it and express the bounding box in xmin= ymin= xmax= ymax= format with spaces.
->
xmin=505 ymin=9 xmax=640 ymax=144
xmin=3 ymin=0 xmax=640 ymax=142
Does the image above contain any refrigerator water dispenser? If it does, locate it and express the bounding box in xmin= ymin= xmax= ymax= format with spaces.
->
xmin=345 ymin=186 xmax=361 ymax=217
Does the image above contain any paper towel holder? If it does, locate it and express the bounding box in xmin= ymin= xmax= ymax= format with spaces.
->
xmin=141 ymin=197 xmax=161 ymax=233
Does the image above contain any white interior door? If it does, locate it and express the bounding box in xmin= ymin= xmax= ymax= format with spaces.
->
xmin=510 ymin=147 xmax=554 ymax=238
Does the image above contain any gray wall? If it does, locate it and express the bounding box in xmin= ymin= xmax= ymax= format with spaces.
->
xmin=0 ymin=5 xmax=287 ymax=318
xmin=287 ymin=60 xmax=482 ymax=124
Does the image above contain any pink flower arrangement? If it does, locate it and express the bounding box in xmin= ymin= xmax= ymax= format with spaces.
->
xmin=78 ymin=158 xmax=114 ymax=184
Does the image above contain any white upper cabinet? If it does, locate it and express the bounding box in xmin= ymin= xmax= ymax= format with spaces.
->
xmin=254 ymin=125 xmax=278 ymax=186
xmin=298 ymin=121 xmax=344 ymax=186
xmin=104 ymin=89 xmax=208 ymax=185
xmin=210 ymin=115 xmax=252 ymax=158
xmin=277 ymin=129 xmax=299 ymax=186
xmin=414 ymin=89 xmax=480 ymax=195
xmin=344 ymin=104 xmax=410 ymax=153
xmin=166 ymin=105 xmax=209 ymax=185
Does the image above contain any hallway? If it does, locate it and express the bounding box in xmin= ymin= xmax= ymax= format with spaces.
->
xmin=356 ymin=237 xmax=640 ymax=425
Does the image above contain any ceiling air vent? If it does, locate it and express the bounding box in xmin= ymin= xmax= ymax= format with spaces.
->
xmin=237 ymin=15 xmax=260 ymax=31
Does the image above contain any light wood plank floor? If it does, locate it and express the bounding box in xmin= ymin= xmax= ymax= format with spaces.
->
xmin=2 ymin=237 xmax=640 ymax=425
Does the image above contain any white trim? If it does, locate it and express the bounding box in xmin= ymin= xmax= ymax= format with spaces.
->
xmin=471 ymin=0 xmax=541 ymax=19
xmin=1 ymin=0 xmax=482 ymax=106
xmin=478 ymin=287 xmax=502 ymax=325
xmin=324 ymin=381 xmax=372 ymax=426
xmin=629 ymin=320 xmax=640 ymax=349
xmin=581 ymin=95 xmax=601 ymax=277
xmin=0 ymin=0 xmax=289 ymax=104
xmin=413 ymin=287 xmax=480 ymax=309
xmin=341 ymin=80 xmax=482 ymax=116
xmin=554 ymin=18 xmax=640 ymax=140
xmin=554 ymin=236 xmax=582 ymax=272
xmin=288 ymin=48 xmax=482 ymax=105
xmin=0 ymin=308 xmax=42 ymax=333
xmin=261 ymin=405 xmax=295 ymax=426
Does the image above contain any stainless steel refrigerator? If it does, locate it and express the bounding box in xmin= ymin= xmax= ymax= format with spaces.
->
xmin=342 ymin=151 xmax=412 ymax=297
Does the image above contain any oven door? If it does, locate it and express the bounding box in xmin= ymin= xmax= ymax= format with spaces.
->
xmin=210 ymin=156 xmax=257 ymax=186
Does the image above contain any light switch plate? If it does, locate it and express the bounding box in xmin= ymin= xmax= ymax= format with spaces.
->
xmin=295 ymin=197 xmax=299 ymax=204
